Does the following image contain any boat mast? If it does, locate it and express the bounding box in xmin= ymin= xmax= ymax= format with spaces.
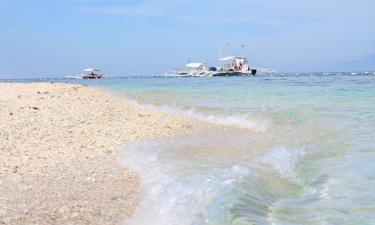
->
xmin=219 ymin=48 xmax=222 ymax=69
xmin=241 ymin=44 xmax=245 ymax=58
xmin=225 ymin=42 xmax=230 ymax=56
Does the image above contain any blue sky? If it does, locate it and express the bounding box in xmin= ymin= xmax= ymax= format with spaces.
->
xmin=0 ymin=0 xmax=374 ymax=78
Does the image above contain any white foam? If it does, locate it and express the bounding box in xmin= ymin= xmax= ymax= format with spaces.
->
xmin=126 ymin=97 xmax=270 ymax=132
xmin=121 ymin=139 xmax=250 ymax=225
xmin=254 ymin=146 xmax=305 ymax=178
xmin=170 ymin=107 xmax=269 ymax=132
xmin=120 ymin=135 xmax=307 ymax=224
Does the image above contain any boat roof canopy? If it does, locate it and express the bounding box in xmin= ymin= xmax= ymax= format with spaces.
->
xmin=219 ymin=56 xmax=235 ymax=61
xmin=83 ymin=68 xmax=100 ymax=72
xmin=219 ymin=56 xmax=247 ymax=61
xmin=185 ymin=63 xmax=204 ymax=68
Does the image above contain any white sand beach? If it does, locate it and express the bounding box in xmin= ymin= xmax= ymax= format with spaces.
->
xmin=0 ymin=83 xmax=214 ymax=225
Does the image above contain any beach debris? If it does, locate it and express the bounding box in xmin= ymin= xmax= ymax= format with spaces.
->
xmin=9 ymin=112 xmax=13 ymax=116
xmin=182 ymin=124 xmax=193 ymax=129
xmin=111 ymin=196 xmax=119 ymax=201
xmin=37 ymin=91 xmax=49 ymax=94
xmin=29 ymin=106 xmax=40 ymax=110
xmin=13 ymin=166 xmax=18 ymax=173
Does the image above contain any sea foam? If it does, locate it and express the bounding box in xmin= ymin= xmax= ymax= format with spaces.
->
xmin=254 ymin=146 xmax=305 ymax=179
xmin=121 ymin=132 xmax=306 ymax=225
xmin=124 ymin=97 xmax=270 ymax=132
xmin=121 ymin=138 xmax=251 ymax=225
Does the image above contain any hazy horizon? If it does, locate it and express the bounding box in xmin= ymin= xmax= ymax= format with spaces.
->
xmin=1 ymin=0 xmax=374 ymax=78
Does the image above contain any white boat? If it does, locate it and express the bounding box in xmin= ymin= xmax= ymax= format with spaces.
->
xmin=167 ymin=63 xmax=211 ymax=77
xmin=185 ymin=63 xmax=210 ymax=77
xmin=210 ymin=56 xmax=257 ymax=76
xmin=165 ymin=45 xmax=274 ymax=77
xmin=81 ymin=68 xmax=103 ymax=79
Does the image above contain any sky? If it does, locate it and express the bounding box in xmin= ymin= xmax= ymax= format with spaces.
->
xmin=0 ymin=0 xmax=374 ymax=78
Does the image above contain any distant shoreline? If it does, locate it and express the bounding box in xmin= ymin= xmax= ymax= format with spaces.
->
xmin=0 ymin=71 xmax=374 ymax=81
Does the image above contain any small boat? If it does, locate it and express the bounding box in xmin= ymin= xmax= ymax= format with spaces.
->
xmin=211 ymin=56 xmax=257 ymax=76
xmin=165 ymin=44 xmax=274 ymax=77
xmin=185 ymin=63 xmax=210 ymax=77
xmin=81 ymin=68 xmax=103 ymax=79
xmin=167 ymin=63 xmax=211 ymax=77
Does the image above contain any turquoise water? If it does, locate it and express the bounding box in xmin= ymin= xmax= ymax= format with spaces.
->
xmin=94 ymin=75 xmax=375 ymax=225
xmin=8 ymin=74 xmax=375 ymax=224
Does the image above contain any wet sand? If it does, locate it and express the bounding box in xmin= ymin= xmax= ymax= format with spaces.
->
xmin=0 ymin=83 xmax=213 ymax=225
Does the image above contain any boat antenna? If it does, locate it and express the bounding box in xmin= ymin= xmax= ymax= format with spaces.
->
xmin=219 ymin=47 xmax=222 ymax=68
xmin=225 ymin=42 xmax=230 ymax=56
xmin=241 ymin=44 xmax=245 ymax=58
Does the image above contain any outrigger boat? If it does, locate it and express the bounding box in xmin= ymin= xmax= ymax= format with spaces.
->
xmin=167 ymin=63 xmax=210 ymax=77
xmin=81 ymin=68 xmax=103 ymax=79
xmin=166 ymin=44 xmax=276 ymax=77
xmin=184 ymin=63 xmax=209 ymax=77
xmin=212 ymin=56 xmax=257 ymax=76
xmin=168 ymin=57 xmax=258 ymax=77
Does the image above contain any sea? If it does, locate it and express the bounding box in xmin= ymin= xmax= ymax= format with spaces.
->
xmin=6 ymin=73 xmax=375 ymax=224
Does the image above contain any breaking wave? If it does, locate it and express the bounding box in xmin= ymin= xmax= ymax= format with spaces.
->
xmin=121 ymin=95 xmax=270 ymax=132
xmin=121 ymin=133 xmax=305 ymax=225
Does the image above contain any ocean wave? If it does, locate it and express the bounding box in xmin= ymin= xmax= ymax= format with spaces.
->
xmin=121 ymin=134 xmax=307 ymax=225
xmin=160 ymin=106 xmax=269 ymax=132
xmin=121 ymin=138 xmax=251 ymax=225
xmin=254 ymin=146 xmax=305 ymax=179
xmin=123 ymin=96 xmax=270 ymax=132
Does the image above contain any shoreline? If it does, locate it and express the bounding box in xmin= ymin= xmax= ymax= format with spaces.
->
xmin=0 ymin=82 xmax=217 ymax=224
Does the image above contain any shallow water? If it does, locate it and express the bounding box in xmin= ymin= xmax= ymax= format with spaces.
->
xmin=9 ymin=74 xmax=375 ymax=224
xmin=102 ymin=74 xmax=375 ymax=224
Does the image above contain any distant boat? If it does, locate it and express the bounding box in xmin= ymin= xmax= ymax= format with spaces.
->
xmin=166 ymin=63 xmax=209 ymax=77
xmin=81 ymin=68 xmax=103 ymax=79
xmin=166 ymin=44 xmax=274 ymax=77
xmin=167 ymin=58 xmax=277 ymax=77
xmin=185 ymin=63 xmax=208 ymax=77
xmin=169 ymin=57 xmax=261 ymax=77
xmin=212 ymin=56 xmax=257 ymax=76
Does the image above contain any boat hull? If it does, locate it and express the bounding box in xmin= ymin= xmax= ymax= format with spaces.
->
xmin=211 ymin=70 xmax=257 ymax=77
xmin=81 ymin=75 xmax=103 ymax=79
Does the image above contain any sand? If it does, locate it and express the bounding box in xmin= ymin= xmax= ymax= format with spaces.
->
xmin=0 ymin=83 xmax=213 ymax=225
